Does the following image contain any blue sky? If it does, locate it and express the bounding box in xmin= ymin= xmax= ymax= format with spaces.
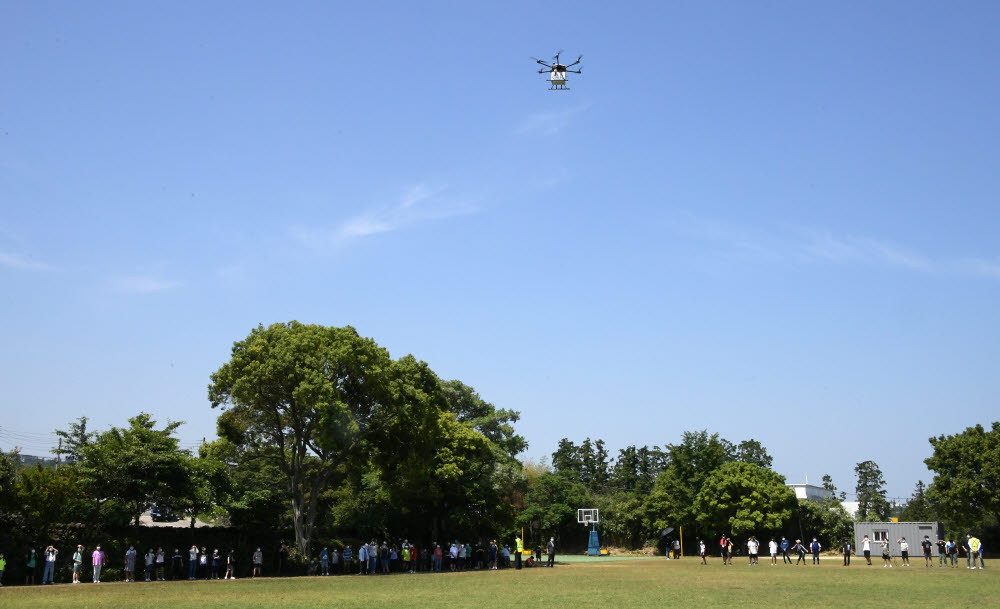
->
xmin=2 ymin=2 xmax=998 ymax=499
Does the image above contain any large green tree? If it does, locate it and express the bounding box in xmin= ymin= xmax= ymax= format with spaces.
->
xmin=925 ymin=422 xmax=1000 ymax=531
xmin=693 ymin=461 xmax=796 ymax=536
xmin=645 ymin=430 xmax=733 ymax=534
xmin=855 ymin=460 xmax=890 ymax=522
xmin=209 ymin=322 xmax=397 ymax=554
xmin=78 ymin=413 xmax=191 ymax=525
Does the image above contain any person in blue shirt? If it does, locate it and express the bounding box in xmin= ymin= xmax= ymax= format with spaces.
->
xmin=320 ymin=547 xmax=329 ymax=575
xmin=780 ymin=537 xmax=791 ymax=564
xmin=342 ymin=546 xmax=352 ymax=574
xmin=810 ymin=538 xmax=822 ymax=564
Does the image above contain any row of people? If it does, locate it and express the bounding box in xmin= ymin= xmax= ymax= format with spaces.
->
xmin=0 ymin=536 xmax=558 ymax=585
xmin=692 ymin=533 xmax=986 ymax=569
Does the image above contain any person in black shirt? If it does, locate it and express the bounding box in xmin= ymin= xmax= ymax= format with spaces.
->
xmin=278 ymin=543 xmax=289 ymax=575
xmin=842 ymin=539 xmax=852 ymax=566
xmin=172 ymin=549 xmax=183 ymax=580
xmin=921 ymin=536 xmax=933 ymax=568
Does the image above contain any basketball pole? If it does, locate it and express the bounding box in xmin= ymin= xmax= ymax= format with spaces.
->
xmin=680 ymin=526 xmax=684 ymax=557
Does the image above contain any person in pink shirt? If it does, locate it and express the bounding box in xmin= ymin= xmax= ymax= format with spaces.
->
xmin=92 ymin=545 xmax=105 ymax=583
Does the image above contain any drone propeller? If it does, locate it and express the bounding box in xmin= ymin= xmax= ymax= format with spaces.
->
xmin=553 ymin=49 xmax=563 ymax=62
xmin=566 ymin=54 xmax=582 ymax=68
xmin=532 ymin=57 xmax=553 ymax=68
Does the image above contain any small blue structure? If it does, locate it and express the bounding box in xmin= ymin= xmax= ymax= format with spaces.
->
xmin=578 ymin=508 xmax=601 ymax=556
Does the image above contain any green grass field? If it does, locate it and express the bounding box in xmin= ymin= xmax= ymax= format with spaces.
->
xmin=1 ymin=558 xmax=992 ymax=609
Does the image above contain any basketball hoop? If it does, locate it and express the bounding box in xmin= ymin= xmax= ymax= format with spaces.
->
xmin=577 ymin=508 xmax=599 ymax=525
xmin=578 ymin=508 xmax=601 ymax=556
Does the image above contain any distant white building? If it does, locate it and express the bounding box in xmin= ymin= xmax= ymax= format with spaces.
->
xmin=787 ymin=483 xmax=834 ymax=502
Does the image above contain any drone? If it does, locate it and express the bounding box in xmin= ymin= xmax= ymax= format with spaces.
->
xmin=532 ymin=50 xmax=582 ymax=90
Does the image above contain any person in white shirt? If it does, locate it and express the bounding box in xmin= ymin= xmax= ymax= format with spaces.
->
xmin=861 ymin=535 xmax=872 ymax=566
xmin=747 ymin=537 xmax=759 ymax=566
xmin=768 ymin=538 xmax=778 ymax=565
xmin=897 ymin=537 xmax=910 ymax=566
xmin=699 ymin=540 xmax=707 ymax=565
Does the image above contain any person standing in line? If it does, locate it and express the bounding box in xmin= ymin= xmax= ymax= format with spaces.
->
xmin=861 ymin=535 xmax=872 ymax=566
xmin=144 ymin=547 xmax=155 ymax=581
xmin=810 ymin=538 xmax=822 ymax=564
xmin=187 ymin=545 xmax=198 ymax=580
xmin=963 ymin=535 xmax=972 ymax=569
xmin=320 ymin=547 xmax=329 ymax=575
xmin=547 ymin=537 xmax=556 ymax=568
xmin=156 ymin=547 xmax=166 ymax=581
xmin=968 ymin=535 xmax=982 ymax=569
xmin=253 ymin=547 xmax=263 ymax=578
xmin=768 ymin=538 xmax=778 ymax=565
xmin=358 ymin=543 xmax=368 ymax=575
xmin=341 ymin=545 xmax=351 ymax=574
xmin=699 ymin=539 xmax=707 ymax=565
xmin=25 ymin=547 xmax=37 ymax=585
xmin=880 ymin=538 xmax=892 ymax=567
xmin=72 ymin=545 xmax=84 ymax=583
xmin=946 ymin=539 xmax=957 ymax=568
xmin=124 ymin=545 xmax=137 ymax=582
xmin=726 ymin=536 xmax=734 ymax=565
xmin=278 ymin=543 xmax=289 ymax=576
xmin=489 ymin=540 xmax=498 ymax=570
xmin=171 ymin=548 xmax=183 ymax=580
xmin=91 ymin=545 xmax=105 ymax=583
xmin=842 ymin=538 xmax=852 ymax=566
xmin=793 ymin=540 xmax=808 ymax=565
xmin=780 ymin=537 xmax=791 ymax=564
xmin=897 ymin=537 xmax=910 ymax=567
xmin=371 ymin=540 xmax=379 ymax=575
xmin=225 ymin=549 xmax=236 ymax=580
xmin=921 ymin=536 xmax=933 ymax=568
xmin=747 ymin=536 xmax=759 ymax=566
xmin=211 ymin=548 xmax=221 ymax=579
xmin=42 ymin=545 xmax=58 ymax=584
xmin=200 ymin=547 xmax=209 ymax=579
xmin=515 ymin=535 xmax=523 ymax=570
xmin=0 ymin=551 xmax=6 ymax=586
xmin=935 ymin=538 xmax=947 ymax=568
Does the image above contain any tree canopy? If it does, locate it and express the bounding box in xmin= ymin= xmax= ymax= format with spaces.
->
xmin=925 ymin=422 xmax=1000 ymax=531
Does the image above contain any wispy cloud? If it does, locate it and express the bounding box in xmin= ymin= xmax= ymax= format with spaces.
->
xmin=518 ymin=103 xmax=592 ymax=136
xmin=0 ymin=251 xmax=53 ymax=271
xmin=110 ymin=275 xmax=180 ymax=294
xmin=292 ymin=184 xmax=477 ymax=249
xmin=672 ymin=213 xmax=1000 ymax=281
xmin=798 ymin=230 xmax=935 ymax=273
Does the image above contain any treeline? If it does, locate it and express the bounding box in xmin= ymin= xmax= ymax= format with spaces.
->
xmin=521 ymin=432 xmax=854 ymax=553
xmin=1 ymin=323 xmax=997 ymax=580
